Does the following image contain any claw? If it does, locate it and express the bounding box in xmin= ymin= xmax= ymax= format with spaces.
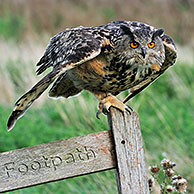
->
xmin=96 ymin=105 xmax=110 ymax=119
xmin=96 ymin=110 xmax=101 ymax=119
xmin=95 ymin=94 xmax=134 ymax=118
xmin=102 ymin=106 xmax=110 ymax=115
xmin=126 ymin=105 xmax=133 ymax=111
xmin=126 ymin=104 xmax=133 ymax=111
xmin=125 ymin=107 xmax=131 ymax=114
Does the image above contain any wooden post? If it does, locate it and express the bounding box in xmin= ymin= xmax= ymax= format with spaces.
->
xmin=108 ymin=108 xmax=150 ymax=194
xmin=0 ymin=109 xmax=149 ymax=193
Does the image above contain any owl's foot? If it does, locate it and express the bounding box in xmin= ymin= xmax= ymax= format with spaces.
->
xmin=96 ymin=95 xmax=133 ymax=119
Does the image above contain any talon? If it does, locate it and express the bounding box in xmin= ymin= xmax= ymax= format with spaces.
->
xmin=96 ymin=110 xmax=101 ymax=119
xmin=126 ymin=104 xmax=133 ymax=111
xmin=125 ymin=106 xmax=131 ymax=114
xmin=102 ymin=106 xmax=110 ymax=115
xmin=95 ymin=94 xmax=132 ymax=118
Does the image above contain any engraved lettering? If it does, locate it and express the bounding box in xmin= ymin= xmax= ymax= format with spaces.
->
xmin=42 ymin=155 xmax=51 ymax=168
xmin=18 ymin=163 xmax=28 ymax=175
xmin=4 ymin=162 xmax=15 ymax=178
xmin=76 ymin=148 xmax=85 ymax=161
xmin=85 ymin=147 xmax=96 ymax=160
xmin=51 ymin=156 xmax=62 ymax=170
xmin=2 ymin=146 xmax=97 ymax=179
xmin=65 ymin=153 xmax=75 ymax=163
xmin=31 ymin=161 xmax=41 ymax=171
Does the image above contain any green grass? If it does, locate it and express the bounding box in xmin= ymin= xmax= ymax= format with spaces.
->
xmin=0 ymin=61 xmax=194 ymax=193
xmin=0 ymin=12 xmax=24 ymax=41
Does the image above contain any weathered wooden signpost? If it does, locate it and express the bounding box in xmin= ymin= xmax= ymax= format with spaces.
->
xmin=0 ymin=109 xmax=149 ymax=194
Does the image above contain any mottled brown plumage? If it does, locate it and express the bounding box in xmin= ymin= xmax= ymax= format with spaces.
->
xmin=7 ymin=20 xmax=177 ymax=131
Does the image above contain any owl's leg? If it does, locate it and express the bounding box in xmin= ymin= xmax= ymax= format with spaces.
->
xmin=93 ymin=93 xmax=133 ymax=119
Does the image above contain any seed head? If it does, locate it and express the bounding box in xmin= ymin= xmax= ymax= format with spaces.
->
xmin=149 ymin=165 xmax=160 ymax=174
xmin=172 ymin=178 xmax=187 ymax=193
xmin=161 ymin=158 xmax=170 ymax=168
xmin=166 ymin=185 xmax=173 ymax=192
xmin=166 ymin=168 xmax=174 ymax=177
xmin=172 ymin=175 xmax=182 ymax=180
xmin=169 ymin=161 xmax=176 ymax=168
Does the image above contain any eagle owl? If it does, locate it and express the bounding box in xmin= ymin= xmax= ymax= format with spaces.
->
xmin=7 ymin=20 xmax=177 ymax=131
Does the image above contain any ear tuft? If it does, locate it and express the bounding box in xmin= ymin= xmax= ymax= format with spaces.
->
xmin=152 ymin=28 xmax=164 ymax=39
xmin=120 ymin=25 xmax=134 ymax=40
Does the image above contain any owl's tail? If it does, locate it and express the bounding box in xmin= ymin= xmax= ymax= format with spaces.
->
xmin=7 ymin=70 xmax=60 ymax=131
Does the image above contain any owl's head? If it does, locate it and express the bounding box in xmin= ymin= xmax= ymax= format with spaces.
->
xmin=116 ymin=22 xmax=166 ymax=68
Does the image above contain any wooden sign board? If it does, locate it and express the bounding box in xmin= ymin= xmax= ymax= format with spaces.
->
xmin=0 ymin=130 xmax=115 ymax=193
xmin=0 ymin=110 xmax=149 ymax=194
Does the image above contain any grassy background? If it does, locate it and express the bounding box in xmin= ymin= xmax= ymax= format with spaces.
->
xmin=0 ymin=0 xmax=194 ymax=193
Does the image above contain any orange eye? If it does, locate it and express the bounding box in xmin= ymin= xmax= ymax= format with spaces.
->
xmin=130 ymin=42 xmax=139 ymax=49
xmin=148 ymin=42 xmax=155 ymax=48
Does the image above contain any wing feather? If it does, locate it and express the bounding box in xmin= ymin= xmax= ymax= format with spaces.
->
xmin=36 ymin=27 xmax=104 ymax=75
xmin=7 ymin=27 xmax=109 ymax=131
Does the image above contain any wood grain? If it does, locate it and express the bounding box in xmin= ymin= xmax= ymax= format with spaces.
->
xmin=108 ymin=108 xmax=150 ymax=194
xmin=0 ymin=130 xmax=115 ymax=193
xmin=1 ymin=109 xmax=149 ymax=194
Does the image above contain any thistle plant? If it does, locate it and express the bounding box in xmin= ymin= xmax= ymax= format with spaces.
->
xmin=149 ymin=159 xmax=187 ymax=194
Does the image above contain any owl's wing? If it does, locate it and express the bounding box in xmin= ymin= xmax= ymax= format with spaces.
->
xmin=7 ymin=28 xmax=110 ymax=131
xmin=36 ymin=28 xmax=105 ymax=75
xmin=123 ymin=34 xmax=177 ymax=103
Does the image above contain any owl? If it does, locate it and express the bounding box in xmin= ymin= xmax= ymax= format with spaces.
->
xmin=7 ymin=20 xmax=177 ymax=131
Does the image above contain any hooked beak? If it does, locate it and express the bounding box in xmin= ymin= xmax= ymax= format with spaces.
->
xmin=141 ymin=47 xmax=146 ymax=58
